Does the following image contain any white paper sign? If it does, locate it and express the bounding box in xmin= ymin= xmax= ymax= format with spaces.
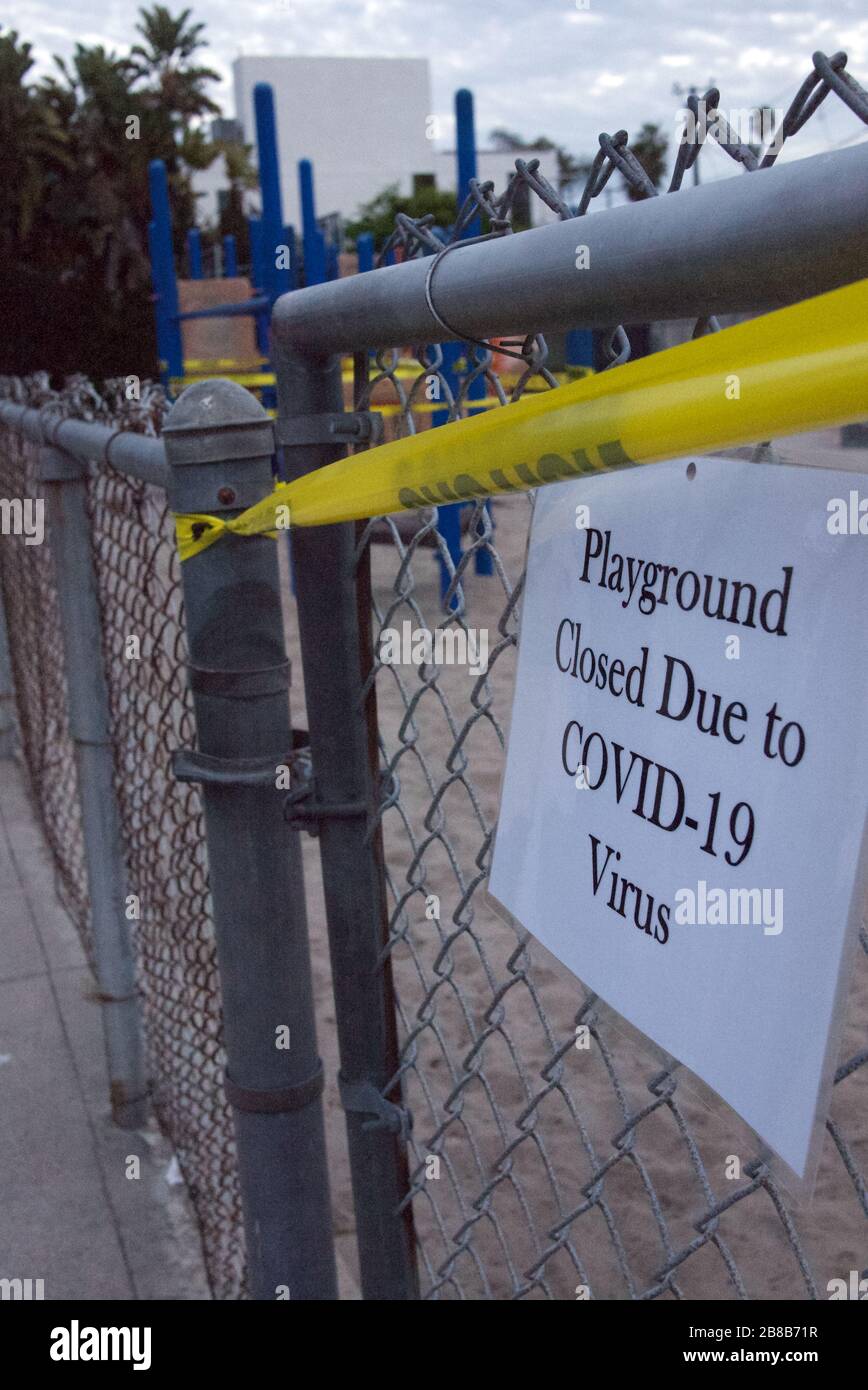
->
xmin=489 ymin=456 xmax=868 ymax=1180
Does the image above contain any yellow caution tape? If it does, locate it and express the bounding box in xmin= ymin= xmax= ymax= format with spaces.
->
xmin=171 ymin=372 xmax=277 ymax=391
xmin=175 ymin=507 xmax=284 ymax=563
xmin=175 ymin=278 xmax=868 ymax=560
xmin=182 ymin=357 xmax=269 ymax=372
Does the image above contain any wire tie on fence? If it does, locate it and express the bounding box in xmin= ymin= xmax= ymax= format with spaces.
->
xmin=36 ymin=401 xmax=67 ymax=446
xmin=423 ymin=236 xmax=534 ymax=362
xmin=100 ymin=427 xmax=141 ymax=473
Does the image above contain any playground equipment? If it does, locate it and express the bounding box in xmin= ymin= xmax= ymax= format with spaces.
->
xmin=147 ymin=82 xmax=342 ymax=398
xmin=146 ymin=82 xmax=594 ymax=587
xmin=434 ymin=89 xmax=492 ymax=583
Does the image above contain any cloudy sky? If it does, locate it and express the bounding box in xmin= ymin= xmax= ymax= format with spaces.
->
xmin=11 ymin=0 xmax=868 ymax=176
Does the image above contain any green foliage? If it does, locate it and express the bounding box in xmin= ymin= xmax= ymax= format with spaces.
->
xmin=626 ymin=122 xmax=668 ymax=199
xmin=346 ymin=183 xmax=459 ymax=251
xmin=489 ymin=127 xmax=591 ymax=200
xmin=213 ymin=141 xmax=256 ymax=266
xmin=0 ymin=7 xmax=222 ymax=379
xmin=0 ymin=31 xmax=70 ymax=250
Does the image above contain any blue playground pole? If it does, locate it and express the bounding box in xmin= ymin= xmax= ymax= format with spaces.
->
xmin=284 ymin=226 xmax=298 ymax=290
xmin=253 ymin=83 xmax=291 ymax=304
xmin=247 ymin=218 xmax=270 ymax=356
xmin=248 ymin=217 xmax=264 ymax=286
xmin=147 ymin=160 xmax=183 ymax=387
xmin=222 ymin=234 xmax=238 ymax=277
xmin=247 ymin=212 xmax=264 ymax=286
xmin=436 ymin=87 xmax=491 ymax=598
xmin=186 ymin=227 xmax=203 ymax=279
xmin=147 ymin=221 xmax=168 ymax=383
xmin=455 ymin=88 xmax=480 ymax=239
xmin=316 ymin=230 xmax=328 ymax=284
xmin=356 ymin=232 xmax=374 ymax=274
xmin=355 ymin=235 xmax=374 ymax=390
xmin=298 ymin=159 xmax=326 ymax=286
xmin=566 ymin=328 xmax=594 ymax=375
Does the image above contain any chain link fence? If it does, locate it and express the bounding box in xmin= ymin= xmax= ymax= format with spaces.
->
xmin=0 ymin=48 xmax=866 ymax=1299
xmin=344 ymin=47 xmax=868 ymax=1298
xmin=357 ymin=421 xmax=868 ymax=1299
xmin=0 ymin=374 xmax=244 ymax=1300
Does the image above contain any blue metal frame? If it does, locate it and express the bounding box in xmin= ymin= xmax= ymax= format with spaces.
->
xmin=254 ymin=83 xmax=291 ymax=304
xmin=148 ymin=86 xmax=319 ymax=391
xmin=299 ymin=159 xmax=327 ymax=287
xmin=186 ymin=227 xmax=203 ymax=279
xmin=147 ymin=160 xmax=183 ymax=385
xmin=222 ymin=233 xmax=238 ymax=278
xmin=356 ymin=233 xmax=374 ymax=274
xmin=436 ymin=88 xmax=491 ymax=598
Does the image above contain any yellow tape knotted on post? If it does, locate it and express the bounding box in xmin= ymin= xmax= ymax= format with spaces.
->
xmin=175 ymin=511 xmax=281 ymax=563
xmin=175 ymin=278 xmax=868 ymax=560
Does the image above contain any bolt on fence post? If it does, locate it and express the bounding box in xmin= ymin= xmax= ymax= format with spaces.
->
xmin=0 ymin=578 xmax=16 ymax=757
xmin=38 ymin=445 xmax=149 ymax=1129
xmin=162 ymin=379 xmax=338 ymax=1302
xmin=274 ymin=345 xmax=420 ymax=1300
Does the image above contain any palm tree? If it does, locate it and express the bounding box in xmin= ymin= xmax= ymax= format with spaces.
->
xmin=0 ymin=29 xmax=69 ymax=249
xmin=1 ymin=8 xmax=226 ymax=376
xmin=131 ymin=5 xmax=220 ymax=128
xmin=215 ymin=140 xmax=258 ymax=261
xmin=625 ymin=122 xmax=668 ymax=199
xmin=489 ymin=127 xmax=591 ymax=199
xmin=41 ymin=44 xmax=154 ymax=289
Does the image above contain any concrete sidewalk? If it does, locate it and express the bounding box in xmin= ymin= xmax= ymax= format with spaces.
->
xmin=0 ymin=754 xmax=211 ymax=1301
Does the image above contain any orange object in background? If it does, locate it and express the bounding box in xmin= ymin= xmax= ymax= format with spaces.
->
xmin=177 ymin=278 xmax=261 ymax=371
xmin=488 ymin=336 xmax=525 ymax=376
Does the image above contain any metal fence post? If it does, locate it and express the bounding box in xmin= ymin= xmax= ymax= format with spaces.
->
xmin=275 ymin=345 xmax=420 ymax=1300
xmin=162 ymin=378 xmax=338 ymax=1301
xmin=38 ymin=445 xmax=149 ymax=1129
xmin=0 ymin=569 xmax=15 ymax=760
xmin=0 ymin=578 xmax=17 ymax=758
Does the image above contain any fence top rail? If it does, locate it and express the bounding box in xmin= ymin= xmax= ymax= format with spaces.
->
xmin=272 ymin=144 xmax=868 ymax=360
xmin=0 ymin=400 xmax=168 ymax=490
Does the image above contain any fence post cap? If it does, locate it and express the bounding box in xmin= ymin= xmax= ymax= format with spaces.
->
xmin=163 ymin=379 xmax=275 ymax=510
xmin=163 ymin=377 xmax=269 ymax=437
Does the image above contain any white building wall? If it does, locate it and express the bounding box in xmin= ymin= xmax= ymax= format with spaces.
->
xmin=233 ymin=55 xmax=436 ymax=227
xmin=191 ymin=152 xmax=260 ymax=228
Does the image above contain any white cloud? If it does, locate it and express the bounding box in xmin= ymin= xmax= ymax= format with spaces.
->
xmin=9 ymin=0 xmax=868 ymax=185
